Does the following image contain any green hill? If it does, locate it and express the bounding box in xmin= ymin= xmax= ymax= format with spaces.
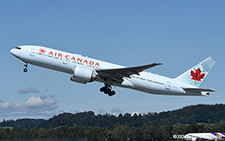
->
xmin=1 ymin=104 xmax=225 ymax=129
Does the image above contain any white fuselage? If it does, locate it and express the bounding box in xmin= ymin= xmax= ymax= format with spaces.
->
xmin=184 ymin=133 xmax=225 ymax=141
xmin=10 ymin=45 xmax=204 ymax=96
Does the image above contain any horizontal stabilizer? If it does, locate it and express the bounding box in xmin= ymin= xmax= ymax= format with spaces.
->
xmin=183 ymin=87 xmax=216 ymax=92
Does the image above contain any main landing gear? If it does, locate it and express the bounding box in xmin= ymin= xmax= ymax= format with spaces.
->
xmin=100 ymin=84 xmax=116 ymax=96
xmin=23 ymin=63 xmax=28 ymax=73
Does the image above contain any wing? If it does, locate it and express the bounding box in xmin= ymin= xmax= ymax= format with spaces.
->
xmin=96 ymin=63 xmax=162 ymax=83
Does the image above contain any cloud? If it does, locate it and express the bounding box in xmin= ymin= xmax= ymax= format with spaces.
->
xmin=131 ymin=111 xmax=140 ymax=116
xmin=18 ymin=87 xmax=39 ymax=94
xmin=25 ymin=97 xmax=57 ymax=108
xmin=98 ymin=109 xmax=106 ymax=114
xmin=0 ymin=96 xmax=58 ymax=119
xmin=111 ymin=108 xmax=123 ymax=114
xmin=73 ymin=108 xmax=89 ymax=114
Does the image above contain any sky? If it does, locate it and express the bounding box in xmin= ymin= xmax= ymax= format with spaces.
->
xmin=0 ymin=0 xmax=225 ymax=121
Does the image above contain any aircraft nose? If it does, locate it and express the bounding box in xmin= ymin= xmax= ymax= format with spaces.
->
xmin=10 ymin=49 xmax=15 ymax=55
xmin=10 ymin=48 xmax=18 ymax=57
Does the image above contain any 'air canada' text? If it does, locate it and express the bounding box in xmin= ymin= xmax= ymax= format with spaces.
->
xmin=39 ymin=49 xmax=100 ymax=67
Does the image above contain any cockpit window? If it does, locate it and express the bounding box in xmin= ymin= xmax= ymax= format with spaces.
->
xmin=15 ymin=47 xmax=21 ymax=50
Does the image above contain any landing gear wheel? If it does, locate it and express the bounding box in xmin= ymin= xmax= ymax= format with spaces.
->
xmin=100 ymin=87 xmax=105 ymax=92
xmin=23 ymin=68 xmax=28 ymax=73
xmin=104 ymin=89 xmax=108 ymax=94
xmin=111 ymin=91 xmax=116 ymax=95
xmin=100 ymin=84 xmax=116 ymax=96
xmin=108 ymin=90 xmax=116 ymax=96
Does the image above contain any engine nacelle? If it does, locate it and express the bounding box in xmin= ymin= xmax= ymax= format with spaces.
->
xmin=70 ymin=65 xmax=97 ymax=84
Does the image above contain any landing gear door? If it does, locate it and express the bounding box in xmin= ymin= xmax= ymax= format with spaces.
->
xmin=166 ymin=82 xmax=171 ymax=90
xmin=30 ymin=49 xmax=35 ymax=57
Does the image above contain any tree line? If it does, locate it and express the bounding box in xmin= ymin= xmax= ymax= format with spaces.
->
xmin=1 ymin=122 xmax=225 ymax=140
xmin=0 ymin=104 xmax=225 ymax=140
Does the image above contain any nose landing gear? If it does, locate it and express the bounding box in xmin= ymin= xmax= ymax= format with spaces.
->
xmin=100 ymin=84 xmax=116 ymax=96
xmin=23 ymin=63 xmax=28 ymax=73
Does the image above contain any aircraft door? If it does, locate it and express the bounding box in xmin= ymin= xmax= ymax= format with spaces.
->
xmin=30 ymin=49 xmax=35 ymax=57
xmin=166 ymin=82 xmax=171 ymax=90
xmin=62 ymin=57 xmax=68 ymax=65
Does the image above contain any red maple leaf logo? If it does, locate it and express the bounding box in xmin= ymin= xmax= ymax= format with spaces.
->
xmin=39 ymin=48 xmax=46 ymax=53
xmin=190 ymin=68 xmax=205 ymax=84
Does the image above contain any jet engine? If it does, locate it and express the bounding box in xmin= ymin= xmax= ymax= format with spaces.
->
xmin=70 ymin=65 xmax=97 ymax=84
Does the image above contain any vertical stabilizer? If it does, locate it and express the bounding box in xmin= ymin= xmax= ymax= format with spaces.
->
xmin=175 ymin=57 xmax=216 ymax=87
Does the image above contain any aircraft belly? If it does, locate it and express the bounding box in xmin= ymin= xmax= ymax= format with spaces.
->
xmin=130 ymin=78 xmax=167 ymax=95
xmin=129 ymin=78 xmax=200 ymax=96
xmin=120 ymin=78 xmax=135 ymax=88
xmin=33 ymin=61 xmax=73 ymax=74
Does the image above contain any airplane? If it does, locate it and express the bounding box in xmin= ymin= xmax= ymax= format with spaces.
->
xmin=184 ymin=133 xmax=225 ymax=141
xmin=10 ymin=45 xmax=216 ymax=96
